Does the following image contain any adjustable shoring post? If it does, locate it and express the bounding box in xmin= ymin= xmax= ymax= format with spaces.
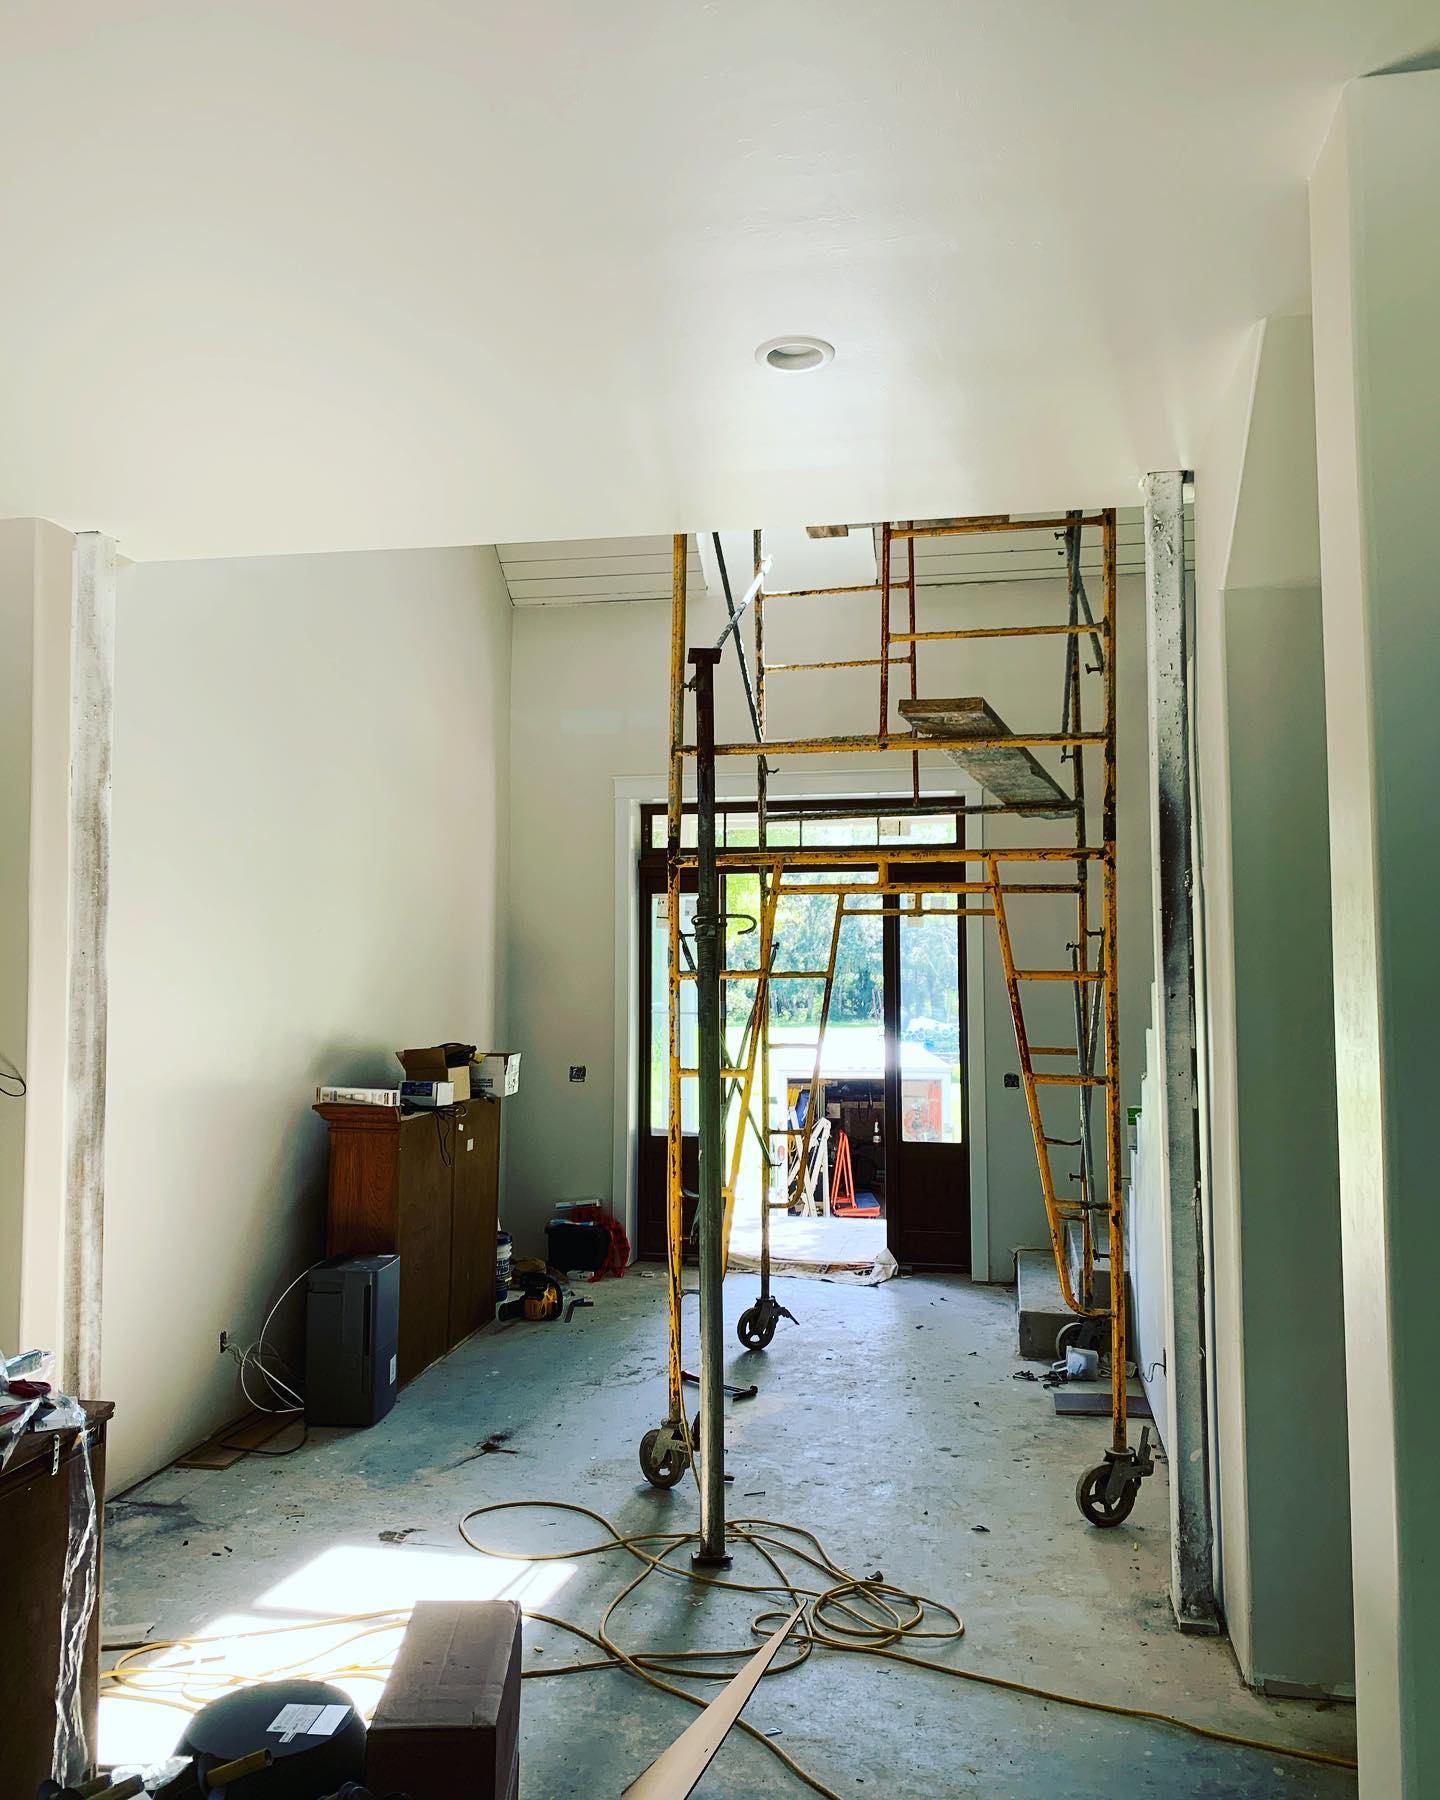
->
xmin=689 ymin=645 xmax=730 ymax=1566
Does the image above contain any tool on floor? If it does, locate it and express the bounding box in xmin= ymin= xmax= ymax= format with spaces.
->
xmin=681 ymin=1370 xmax=758 ymax=1401
xmin=37 ymin=1777 xmax=147 ymax=1800
xmin=496 ymin=1261 xmax=593 ymax=1323
xmin=151 ymin=1749 xmax=273 ymax=1797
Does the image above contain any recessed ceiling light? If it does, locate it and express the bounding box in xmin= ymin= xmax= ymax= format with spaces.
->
xmin=755 ymin=335 xmax=835 ymax=373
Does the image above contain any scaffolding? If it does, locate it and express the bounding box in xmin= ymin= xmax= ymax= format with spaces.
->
xmin=638 ymin=514 xmax=1154 ymax=1555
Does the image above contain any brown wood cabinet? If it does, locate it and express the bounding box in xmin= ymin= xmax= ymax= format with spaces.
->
xmin=315 ymin=1100 xmax=502 ymax=1383
xmin=1 ymin=1401 xmax=113 ymax=1796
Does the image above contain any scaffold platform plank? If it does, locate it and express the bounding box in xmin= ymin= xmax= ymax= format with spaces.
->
xmin=900 ymin=696 xmax=1072 ymax=816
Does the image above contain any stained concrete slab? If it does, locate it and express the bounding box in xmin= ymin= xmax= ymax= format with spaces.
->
xmin=101 ymin=1269 xmax=1356 ymax=1798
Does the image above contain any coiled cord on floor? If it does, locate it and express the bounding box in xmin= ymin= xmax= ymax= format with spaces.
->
xmin=457 ymin=1496 xmax=1358 ymax=1791
xmin=101 ymin=1497 xmax=1357 ymax=1790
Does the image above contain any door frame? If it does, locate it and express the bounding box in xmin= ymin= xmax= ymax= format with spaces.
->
xmin=612 ymin=769 xmax=991 ymax=1276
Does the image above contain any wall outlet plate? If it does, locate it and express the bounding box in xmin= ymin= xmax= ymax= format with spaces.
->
xmin=569 ymin=1065 xmax=586 ymax=1083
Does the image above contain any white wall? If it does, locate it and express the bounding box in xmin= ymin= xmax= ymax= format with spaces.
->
xmin=507 ymin=570 xmax=1152 ymax=1278
xmin=102 ymin=545 xmax=512 ymax=1490
xmin=1188 ymin=312 xmax=1351 ymax=1694
xmin=1311 ymin=69 xmax=1440 ymax=1793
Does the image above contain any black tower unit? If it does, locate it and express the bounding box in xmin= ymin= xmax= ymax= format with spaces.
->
xmin=305 ymin=1254 xmax=400 ymax=1427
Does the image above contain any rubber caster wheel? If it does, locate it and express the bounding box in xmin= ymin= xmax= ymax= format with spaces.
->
xmin=1076 ymin=1463 xmax=1139 ymax=1527
xmin=639 ymin=1429 xmax=686 ymax=1490
xmin=737 ymin=1305 xmax=777 ymax=1351
xmin=1055 ymin=1319 xmax=1083 ymax=1362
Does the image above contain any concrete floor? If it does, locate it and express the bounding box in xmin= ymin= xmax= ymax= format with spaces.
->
xmin=727 ymin=1208 xmax=886 ymax=1270
xmin=102 ymin=1269 xmax=1357 ymax=1798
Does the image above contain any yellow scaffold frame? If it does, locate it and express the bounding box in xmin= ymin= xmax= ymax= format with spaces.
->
xmin=638 ymin=513 xmax=1154 ymax=1534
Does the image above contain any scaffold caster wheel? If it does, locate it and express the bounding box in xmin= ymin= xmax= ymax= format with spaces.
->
xmin=737 ymin=1304 xmax=776 ymax=1351
xmin=1076 ymin=1463 xmax=1139 ymax=1527
xmin=1055 ymin=1316 xmax=1106 ymax=1362
xmin=639 ymin=1427 xmax=687 ymax=1490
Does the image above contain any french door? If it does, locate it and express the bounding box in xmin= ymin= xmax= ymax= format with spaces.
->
xmin=635 ymin=806 xmax=970 ymax=1270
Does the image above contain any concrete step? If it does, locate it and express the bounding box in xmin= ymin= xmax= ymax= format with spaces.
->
xmin=1016 ymin=1248 xmax=1070 ymax=1361
xmin=1018 ymin=1241 xmax=1111 ymax=1361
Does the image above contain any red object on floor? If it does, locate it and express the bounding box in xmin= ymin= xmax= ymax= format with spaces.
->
xmin=568 ymin=1204 xmax=630 ymax=1278
xmin=829 ymin=1132 xmax=881 ymax=1218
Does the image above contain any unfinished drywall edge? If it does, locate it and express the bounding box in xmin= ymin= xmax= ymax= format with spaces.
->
xmin=0 ymin=521 xmax=39 ymax=1350
xmin=1190 ymin=318 xmax=1265 ymax=1672
xmin=61 ymin=533 xmax=116 ymax=1397
xmin=19 ymin=520 xmax=82 ymax=1358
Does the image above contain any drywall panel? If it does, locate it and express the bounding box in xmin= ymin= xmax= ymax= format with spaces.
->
xmin=506 ymin=570 xmax=1152 ymax=1279
xmin=103 ymin=545 xmax=511 ymax=1490
xmin=1189 ymin=312 xmax=1351 ymax=1693
xmin=1224 ymin=581 xmax=1350 ymax=1693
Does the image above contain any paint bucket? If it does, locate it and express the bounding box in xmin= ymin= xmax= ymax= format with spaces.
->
xmin=1066 ymin=1345 xmax=1100 ymax=1380
xmin=496 ymin=1230 xmax=513 ymax=1298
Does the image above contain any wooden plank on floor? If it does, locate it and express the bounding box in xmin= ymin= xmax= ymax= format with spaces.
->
xmin=1052 ymin=1384 xmax=1152 ymax=1419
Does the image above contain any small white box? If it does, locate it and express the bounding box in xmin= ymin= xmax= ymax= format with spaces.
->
xmin=399 ymin=1079 xmax=455 ymax=1109
xmin=315 ymin=1086 xmax=400 ymax=1108
xmin=473 ymin=1052 xmax=521 ymax=1098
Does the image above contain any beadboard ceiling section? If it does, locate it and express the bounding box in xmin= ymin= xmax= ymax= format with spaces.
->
xmin=499 ymin=535 xmax=706 ymax=608
xmin=499 ymin=510 xmax=1190 ymax=606
xmin=882 ymin=506 xmax=1196 ymax=587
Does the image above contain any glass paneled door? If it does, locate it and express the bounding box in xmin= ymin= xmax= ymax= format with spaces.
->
xmin=635 ymin=805 xmax=971 ymax=1271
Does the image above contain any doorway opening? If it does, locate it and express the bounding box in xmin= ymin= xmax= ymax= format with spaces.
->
xmin=635 ymin=799 xmax=970 ymax=1271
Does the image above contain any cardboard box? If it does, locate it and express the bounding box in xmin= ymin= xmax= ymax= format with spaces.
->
xmin=472 ymin=1052 xmax=520 ymax=1098
xmin=365 ymin=1600 xmax=521 ymax=1800
xmin=314 ymin=1086 xmax=400 ymax=1108
xmin=397 ymin=1043 xmax=474 ymax=1102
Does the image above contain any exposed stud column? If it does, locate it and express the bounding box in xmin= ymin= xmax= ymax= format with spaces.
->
xmin=1142 ymin=472 xmax=1218 ymax=1633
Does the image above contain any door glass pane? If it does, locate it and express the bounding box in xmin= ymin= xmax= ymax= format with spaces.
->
xmin=899 ymin=911 xmax=963 ymax=1143
xmin=649 ymin=891 xmax=697 ymax=1133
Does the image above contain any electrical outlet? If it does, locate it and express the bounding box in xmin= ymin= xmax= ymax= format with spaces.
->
xmin=219 ymin=1330 xmax=230 ymax=1355
xmin=569 ymin=1065 xmax=586 ymax=1083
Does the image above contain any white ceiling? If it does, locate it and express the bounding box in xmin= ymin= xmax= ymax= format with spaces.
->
xmin=0 ymin=4 xmax=1431 ymax=562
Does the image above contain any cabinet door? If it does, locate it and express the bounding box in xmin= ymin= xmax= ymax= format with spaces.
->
xmin=450 ymin=1098 xmax=500 ymax=1341
xmin=396 ymin=1116 xmax=454 ymax=1382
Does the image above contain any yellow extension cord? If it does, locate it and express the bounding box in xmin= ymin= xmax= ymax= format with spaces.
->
xmin=103 ymin=1491 xmax=1357 ymax=1793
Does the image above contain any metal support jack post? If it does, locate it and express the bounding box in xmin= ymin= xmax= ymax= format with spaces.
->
xmin=638 ymin=535 xmax=693 ymax=1492
xmin=689 ymin=646 xmax=730 ymax=1566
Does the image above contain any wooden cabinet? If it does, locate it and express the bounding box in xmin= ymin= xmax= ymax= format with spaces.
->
xmin=315 ymin=1100 xmax=502 ymax=1383
xmin=1 ymin=1401 xmax=113 ymax=1796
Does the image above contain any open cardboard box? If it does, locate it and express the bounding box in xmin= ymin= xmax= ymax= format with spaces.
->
xmin=472 ymin=1052 xmax=520 ymax=1098
xmin=396 ymin=1043 xmax=475 ymax=1102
